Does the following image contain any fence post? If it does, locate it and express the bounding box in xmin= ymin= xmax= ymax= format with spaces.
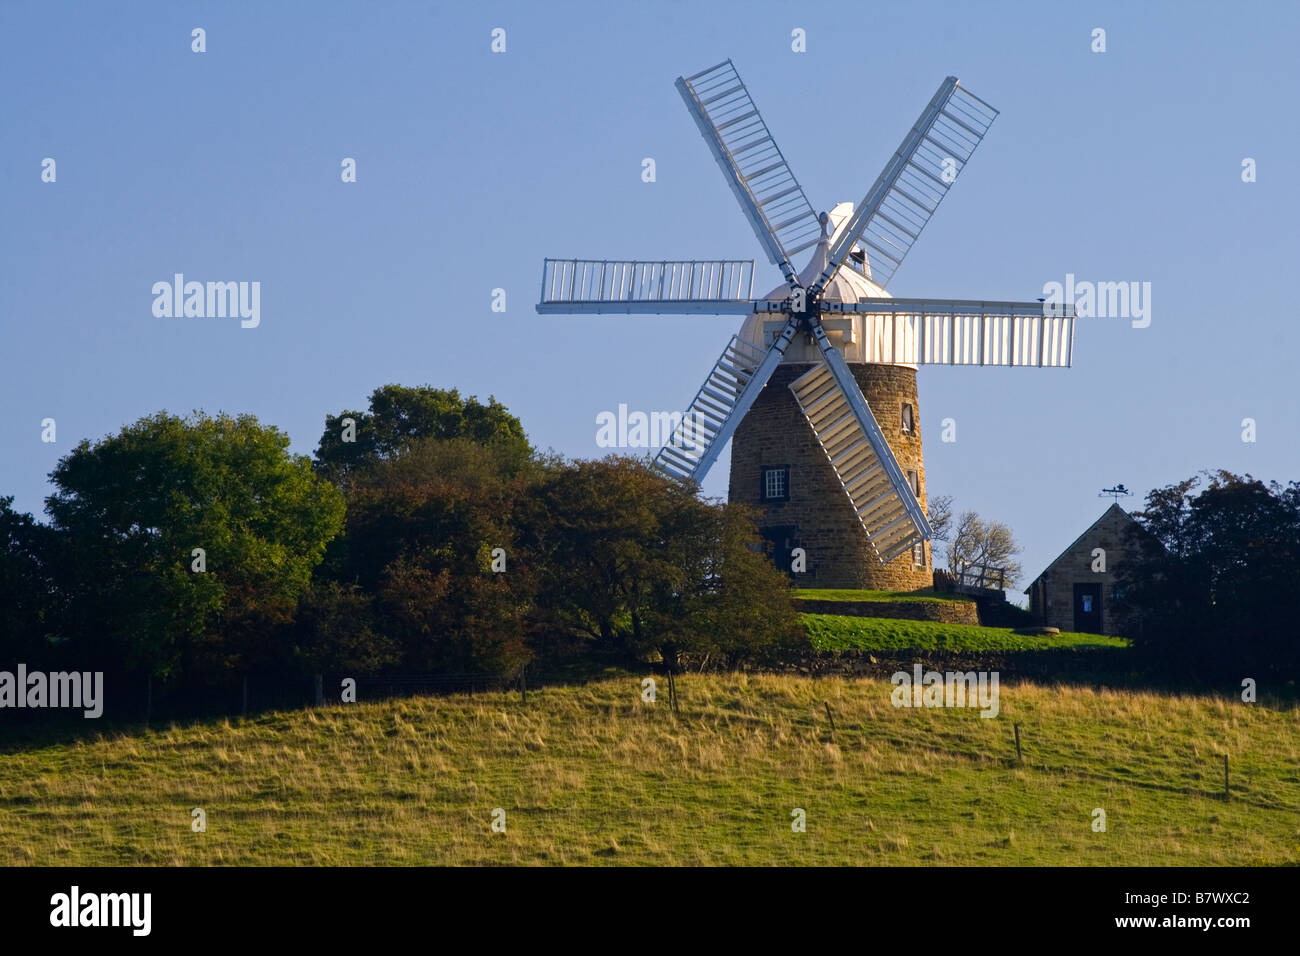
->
xmin=1223 ymin=754 xmax=1230 ymax=800
xmin=1013 ymin=722 xmax=1023 ymax=762
xmin=824 ymin=701 xmax=836 ymax=740
xmin=520 ymin=665 xmax=527 ymax=704
xmin=314 ymin=674 xmax=324 ymax=707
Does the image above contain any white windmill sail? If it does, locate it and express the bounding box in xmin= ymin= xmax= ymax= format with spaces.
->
xmin=652 ymin=319 xmax=798 ymax=484
xmin=820 ymin=298 xmax=1076 ymax=367
xmin=811 ymin=78 xmax=999 ymax=296
xmin=536 ymin=61 xmax=1078 ymax=568
xmin=676 ymin=60 xmax=822 ymax=289
xmin=537 ymin=258 xmax=759 ymax=315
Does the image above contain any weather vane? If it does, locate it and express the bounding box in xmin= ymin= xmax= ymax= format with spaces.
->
xmin=1099 ymin=484 xmax=1133 ymax=502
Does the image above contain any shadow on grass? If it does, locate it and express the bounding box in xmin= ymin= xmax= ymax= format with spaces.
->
xmin=0 ymin=657 xmax=650 ymax=755
xmin=2 ymin=652 xmax=1293 ymax=757
xmin=767 ymin=646 xmax=1300 ymax=704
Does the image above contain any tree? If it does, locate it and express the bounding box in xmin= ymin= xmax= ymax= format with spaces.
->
xmin=312 ymin=385 xmax=540 ymax=676
xmin=0 ymin=496 xmax=59 ymax=663
xmin=946 ymin=509 xmax=1023 ymax=587
xmin=1117 ymin=471 xmax=1300 ymax=678
xmin=327 ymin=436 xmax=537 ymax=675
xmin=678 ymin=501 xmax=805 ymax=669
xmin=516 ymin=456 xmax=682 ymax=658
xmin=291 ymin=580 xmax=399 ymax=675
xmin=313 ymin=384 xmax=530 ymax=486
xmin=516 ymin=456 xmax=804 ymax=669
xmin=927 ymin=494 xmax=954 ymax=546
xmin=45 ymin=412 xmax=345 ymax=679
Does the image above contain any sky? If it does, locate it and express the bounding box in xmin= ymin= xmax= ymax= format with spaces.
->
xmin=3 ymin=0 xmax=1298 ymax=595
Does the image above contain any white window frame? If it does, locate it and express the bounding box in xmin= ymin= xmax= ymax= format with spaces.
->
xmin=763 ymin=467 xmax=787 ymax=502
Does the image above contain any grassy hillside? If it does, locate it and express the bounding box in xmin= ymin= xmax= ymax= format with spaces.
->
xmin=802 ymin=613 xmax=1129 ymax=651
xmin=1 ymin=675 xmax=1294 ymax=866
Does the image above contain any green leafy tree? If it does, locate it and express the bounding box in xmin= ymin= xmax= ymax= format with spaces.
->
xmin=314 ymin=384 xmax=530 ymax=486
xmin=517 ymin=457 xmax=686 ymax=657
xmin=0 ymin=496 xmax=60 ymax=663
xmin=45 ymin=412 xmax=345 ymax=679
xmin=1117 ymin=471 xmax=1300 ymax=678
xmin=670 ymin=501 xmax=805 ymax=669
xmin=517 ymin=457 xmax=804 ymax=669
xmin=292 ymin=581 xmax=398 ymax=674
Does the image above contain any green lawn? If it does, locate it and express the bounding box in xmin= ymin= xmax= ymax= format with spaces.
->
xmin=794 ymin=588 xmax=972 ymax=604
xmin=802 ymin=613 xmax=1130 ymax=651
xmin=0 ymin=674 xmax=1293 ymax=865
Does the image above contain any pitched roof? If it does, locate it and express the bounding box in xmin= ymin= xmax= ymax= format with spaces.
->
xmin=1024 ymin=503 xmax=1144 ymax=592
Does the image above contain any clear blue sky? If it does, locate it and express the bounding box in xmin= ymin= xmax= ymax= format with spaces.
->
xmin=3 ymin=0 xmax=1298 ymax=593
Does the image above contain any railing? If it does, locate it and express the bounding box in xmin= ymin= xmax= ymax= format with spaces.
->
xmin=540 ymin=258 xmax=755 ymax=304
xmin=955 ymin=563 xmax=1007 ymax=592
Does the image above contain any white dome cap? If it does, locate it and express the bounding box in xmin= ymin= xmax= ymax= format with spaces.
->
xmin=757 ymin=202 xmax=888 ymax=303
xmin=738 ymin=203 xmax=914 ymax=368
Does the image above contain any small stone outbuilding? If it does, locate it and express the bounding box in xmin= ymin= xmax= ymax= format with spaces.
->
xmin=1024 ymin=503 xmax=1145 ymax=636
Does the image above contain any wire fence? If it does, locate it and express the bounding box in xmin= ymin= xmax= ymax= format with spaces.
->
xmin=4 ymin=665 xmax=1294 ymax=817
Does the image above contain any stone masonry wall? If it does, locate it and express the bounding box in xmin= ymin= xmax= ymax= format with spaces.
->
xmin=729 ymin=362 xmax=930 ymax=590
xmin=757 ymin=647 xmax=1131 ymax=683
xmin=1034 ymin=506 xmax=1136 ymax=636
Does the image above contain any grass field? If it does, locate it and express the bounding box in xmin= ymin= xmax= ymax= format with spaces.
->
xmin=794 ymin=588 xmax=970 ymax=604
xmin=802 ymin=613 xmax=1130 ymax=651
xmin=1 ymin=674 xmax=1295 ymax=865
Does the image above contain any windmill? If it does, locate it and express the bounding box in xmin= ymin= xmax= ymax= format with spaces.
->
xmin=537 ymin=60 xmax=1076 ymax=589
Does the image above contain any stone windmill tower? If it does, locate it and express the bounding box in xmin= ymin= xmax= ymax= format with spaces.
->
xmin=537 ymin=60 xmax=1075 ymax=590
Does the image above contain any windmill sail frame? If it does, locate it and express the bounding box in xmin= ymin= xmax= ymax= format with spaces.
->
xmin=535 ymin=60 xmax=1075 ymax=566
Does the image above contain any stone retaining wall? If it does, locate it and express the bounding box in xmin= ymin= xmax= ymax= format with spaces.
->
xmin=763 ymin=647 xmax=1131 ymax=683
xmin=794 ymin=598 xmax=979 ymax=626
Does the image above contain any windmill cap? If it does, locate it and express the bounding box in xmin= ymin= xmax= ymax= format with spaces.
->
xmin=760 ymin=202 xmax=887 ymax=302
